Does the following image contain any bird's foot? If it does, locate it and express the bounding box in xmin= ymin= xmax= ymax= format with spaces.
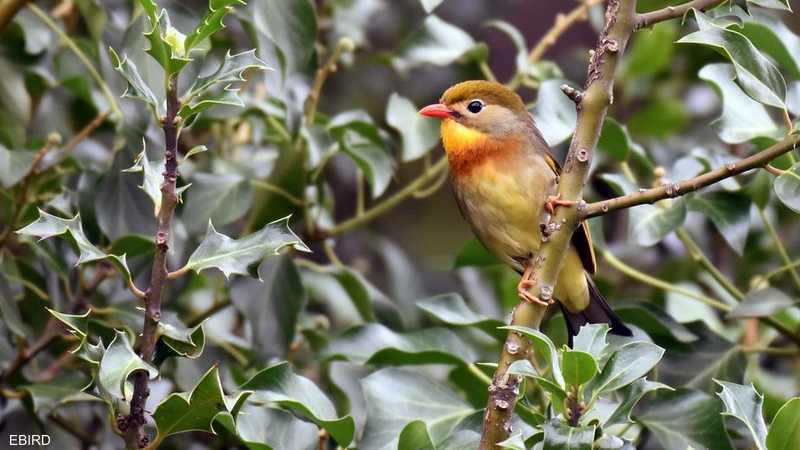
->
xmin=545 ymin=193 xmax=577 ymax=214
xmin=517 ymin=280 xmax=554 ymax=306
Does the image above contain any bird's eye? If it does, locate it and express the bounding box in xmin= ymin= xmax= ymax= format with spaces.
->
xmin=467 ymin=100 xmax=483 ymax=114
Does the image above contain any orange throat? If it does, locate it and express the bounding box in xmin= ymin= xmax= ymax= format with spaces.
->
xmin=441 ymin=119 xmax=521 ymax=177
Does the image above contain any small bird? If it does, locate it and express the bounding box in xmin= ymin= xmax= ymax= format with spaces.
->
xmin=419 ymin=80 xmax=631 ymax=344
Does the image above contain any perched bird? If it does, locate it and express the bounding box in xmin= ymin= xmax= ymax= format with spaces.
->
xmin=419 ymin=80 xmax=631 ymax=344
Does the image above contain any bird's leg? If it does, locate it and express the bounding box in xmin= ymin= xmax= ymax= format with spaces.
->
xmin=517 ymin=260 xmax=552 ymax=306
xmin=545 ymin=192 xmax=577 ymax=214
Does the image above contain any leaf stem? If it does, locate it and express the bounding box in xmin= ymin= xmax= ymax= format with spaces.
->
xmin=764 ymin=258 xmax=800 ymax=281
xmin=304 ymin=38 xmax=354 ymax=125
xmin=676 ymin=228 xmax=745 ymax=300
xmin=28 ymin=4 xmax=121 ymax=120
xmin=186 ymin=297 xmax=232 ymax=328
xmin=250 ymin=179 xmax=305 ymax=206
xmin=634 ymin=0 xmax=727 ymax=30
xmin=758 ymin=208 xmax=800 ymax=292
xmin=467 ymin=363 xmax=493 ymax=385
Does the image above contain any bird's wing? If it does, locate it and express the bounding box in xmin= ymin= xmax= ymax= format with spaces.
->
xmin=542 ymin=149 xmax=598 ymax=274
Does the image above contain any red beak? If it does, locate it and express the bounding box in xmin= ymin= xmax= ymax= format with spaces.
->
xmin=419 ymin=103 xmax=453 ymax=119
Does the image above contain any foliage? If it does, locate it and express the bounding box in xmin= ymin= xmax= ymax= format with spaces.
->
xmin=1 ymin=0 xmax=800 ymax=449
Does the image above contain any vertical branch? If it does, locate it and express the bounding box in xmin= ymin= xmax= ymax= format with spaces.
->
xmin=480 ymin=0 xmax=639 ymax=447
xmin=123 ymin=74 xmax=181 ymax=449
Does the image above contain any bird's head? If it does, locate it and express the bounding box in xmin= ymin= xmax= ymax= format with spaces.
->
xmin=419 ymin=80 xmax=531 ymax=157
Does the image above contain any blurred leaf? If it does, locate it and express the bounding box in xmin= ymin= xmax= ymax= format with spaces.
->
xmin=774 ymin=161 xmax=800 ymax=213
xmin=533 ymin=79 xmax=577 ymax=147
xmin=417 ymin=293 xmax=504 ymax=338
xmin=22 ymin=376 xmax=100 ymax=414
xmin=746 ymin=170 xmax=772 ymax=209
xmin=766 ymin=397 xmax=800 ymax=450
xmin=739 ymin=15 xmax=800 ymax=80
xmin=419 ymin=0 xmax=444 ymax=13
xmin=328 ymin=113 xmax=394 ymax=198
xmin=0 ymin=56 xmax=31 ymax=126
xmin=0 ymin=145 xmax=35 ymax=188
xmin=0 ymin=259 xmax=28 ymax=337
xmin=573 ymin=323 xmax=609 ymax=360
xmin=324 ymin=323 xmax=485 ymax=366
xmin=75 ymin=0 xmax=107 ymax=40
xmin=629 ymin=199 xmax=687 ymax=247
xmin=109 ymin=48 xmax=160 ymax=115
xmin=628 ymin=97 xmax=688 ymax=138
xmin=138 ymin=0 xmax=191 ymax=75
xmin=728 ymin=287 xmax=795 ymax=318
xmin=622 ymin=22 xmax=676 ymax=78
xmin=16 ymin=210 xmax=132 ymax=281
xmin=330 ymin=0 xmax=384 ymax=47
xmin=360 ymin=368 xmax=474 ymax=450
xmin=241 ymin=361 xmax=355 ymax=446
xmin=213 ymin=403 xmax=318 ymax=450
xmin=503 ymin=325 xmax=564 ymax=387
xmin=542 ymin=420 xmax=595 ymax=450
xmin=393 ymin=15 xmax=477 ymax=72
xmin=453 ymin=238 xmax=501 ymax=268
xmin=679 ymin=10 xmax=786 ymax=109
xmin=249 ymin=0 xmax=316 ymax=76
xmin=153 ymin=365 xmax=250 ymax=439
xmin=698 ymin=63 xmax=778 ymax=144
xmin=95 ymin=149 xmax=157 ymax=240
xmin=230 ymin=256 xmax=305 ymax=361
xmin=184 ymin=217 xmax=308 ymax=278
xmin=562 ymin=350 xmax=597 ymax=387
xmin=498 ymin=433 xmax=526 ymax=450
xmin=715 ymin=381 xmax=767 ymax=450
xmin=386 ymin=93 xmax=440 ymax=162
xmin=597 ymin=118 xmax=644 ymax=162
xmin=615 ymin=302 xmax=699 ymax=346
xmin=485 ymin=20 xmax=529 ymax=78
xmin=98 ymin=330 xmax=157 ymax=401
xmin=746 ymin=0 xmax=791 ymax=11
xmin=635 ymin=389 xmax=734 ymax=450
xmin=589 ymin=341 xmax=664 ymax=398
xmin=688 ymin=191 xmax=750 ymax=255
xmin=604 ymin=378 xmax=671 ymax=426
xmin=180 ymin=87 xmax=245 ymax=124
xmin=182 ymin=171 xmax=254 ymax=233
xmin=184 ymin=0 xmax=245 ymax=52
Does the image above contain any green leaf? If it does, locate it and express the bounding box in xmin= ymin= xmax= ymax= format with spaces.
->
xmin=240 ymin=361 xmax=355 ymax=446
xmin=47 ymin=308 xmax=89 ymax=339
xmin=766 ymin=397 xmax=800 ymax=450
xmin=604 ymin=378 xmax=671 ymax=426
xmin=122 ymin=147 xmax=191 ymax=217
xmin=590 ymin=341 xmax=664 ymax=398
xmin=184 ymin=216 xmax=308 ymax=278
xmin=746 ymin=0 xmax=792 ymax=11
xmin=323 ymin=323 xmax=485 ymax=366
xmin=417 ymin=293 xmax=504 ymax=338
xmin=22 ymin=376 xmax=100 ymax=414
xmin=562 ymin=350 xmax=598 ymax=387
xmin=138 ymin=0 xmax=191 ymax=75
xmin=635 ymin=389 xmax=734 ymax=450
xmin=774 ymin=161 xmax=800 ymax=213
xmin=507 ymin=359 xmax=568 ymax=412
xmin=386 ymin=93 xmax=440 ymax=162
xmin=329 ymin=112 xmax=394 ymax=197
xmin=615 ymin=302 xmax=699 ymax=346
xmin=542 ymin=420 xmax=595 ymax=450
xmin=98 ymin=330 xmax=157 ymax=401
xmin=182 ymin=171 xmax=253 ymax=233
xmin=728 ymin=287 xmax=795 ymax=318
xmin=739 ymin=15 xmax=800 ymax=80
xmin=622 ymin=21 xmax=676 ymax=79
xmin=360 ymin=368 xmax=475 ymax=450
xmin=153 ymin=365 xmax=250 ymax=439
xmin=688 ymin=191 xmax=751 ymax=255
xmin=16 ymin=210 xmax=132 ymax=282
xmin=533 ymin=79 xmax=577 ymax=147
xmin=502 ymin=325 xmax=564 ymax=387
xmin=213 ymin=404 xmax=319 ymax=450
xmin=419 ymin=0 xmax=445 ymax=13
xmin=184 ymin=0 xmax=245 ymax=52
xmin=629 ymin=199 xmax=687 ymax=247
xmin=698 ymin=63 xmax=779 ymax=144
xmin=0 ymin=259 xmax=28 ymax=338
xmin=181 ymin=50 xmax=269 ymax=115
xmin=180 ymin=87 xmax=246 ymax=123
xmin=453 ymin=238 xmax=501 ymax=268
xmin=597 ymin=118 xmax=645 ymax=162
xmin=154 ymin=318 xmax=205 ymax=363
xmin=0 ymin=145 xmax=36 ymax=188
xmin=679 ymin=10 xmax=786 ymax=109
xmin=230 ymin=256 xmax=306 ymax=360
xmin=715 ymin=381 xmax=767 ymax=450
xmin=393 ymin=15 xmax=478 ymax=72
xmin=573 ymin=323 xmax=609 ymax=360
xmin=108 ymin=47 xmax=160 ymax=115
xmin=249 ymin=0 xmax=316 ymax=76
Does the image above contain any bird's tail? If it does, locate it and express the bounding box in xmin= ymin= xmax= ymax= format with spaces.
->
xmin=558 ymin=277 xmax=632 ymax=347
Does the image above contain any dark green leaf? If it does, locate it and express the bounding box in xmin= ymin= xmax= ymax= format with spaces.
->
xmin=386 ymin=93 xmax=440 ymax=162
xmin=774 ymin=161 xmax=800 ymax=213
xmin=109 ymin=47 xmax=160 ymax=115
xmin=598 ymin=118 xmax=644 ymax=162
xmin=635 ymin=389 xmax=734 ymax=450
xmin=542 ymin=420 xmax=595 ymax=450
xmin=155 ymin=318 xmax=205 ymax=363
xmin=688 ymin=191 xmax=751 ymax=255
xmin=22 ymin=376 xmax=100 ymax=414
xmin=138 ymin=0 xmax=191 ymax=75
xmin=338 ymin=128 xmax=394 ymax=198
xmin=604 ymin=378 xmax=671 ymax=426
xmin=562 ymin=350 xmax=598 ymax=387
xmin=184 ymin=216 xmax=308 ymax=278
xmin=98 ymin=330 xmax=158 ymax=401
xmin=240 ymin=361 xmax=355 ymax=446
xmin=184 ymin=0 xmax=245 ymax=52
xmin=249 ymin=0 xmax=316 ymax=76
xmin=715 ymin=381 xmax=767 ymax=450
xmin=417 ymin=293 xmax=504 ymax=338
xmin=728 ymin=287 xmax=795 ymax=318
xmin=0 ymin=145 xmax=36 ymax=188
xmin=766 ymin=397 xmax=800 ymax=450
xmin=360 ymin=368 xmax=475 ymax=450
xmin=739 ymin=15 xmax=800 ymax=80
xmin=589 ymin=341 xmax=664 ymax=398
xmin=213 ymin=404 xmax=319 ymax=450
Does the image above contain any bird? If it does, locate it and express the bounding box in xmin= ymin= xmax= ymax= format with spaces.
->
xmin=419 ymin=80 xmax=632 ymax=344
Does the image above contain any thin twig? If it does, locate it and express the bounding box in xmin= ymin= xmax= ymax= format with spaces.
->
xmin=635 ymin=0 xmax=728 ymax=30
xmin=582 ymin=135 xmax=800 ymax=218
xmin=304 ymin=38 xmax=354 ymax=125
xmin=765 ymin=258 xmax=800 ymax=280
xmin=250 ymin=179 xmax=305 ymax=206
xmin=758 ymin=208 xmax=800 ymax=292
xmin=186 ymin=298 xmax=232 ymax=328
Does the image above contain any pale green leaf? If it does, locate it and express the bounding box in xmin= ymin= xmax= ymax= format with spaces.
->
xmin=386 ymin=93 xmax=440 ymax=162
xmin=98 ymin=330 xmax=157 ymax=401
xmin=715 ymin=381 xmax=767 ymax=450
xmin=184 ymin=0 xmax=245 ymax=52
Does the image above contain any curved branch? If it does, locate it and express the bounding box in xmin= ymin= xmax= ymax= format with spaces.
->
xmin=528 ymin=0 xmax=603 ymax=63
xmin=581 ymin=135 xmax=799 ymax=219
xmin=635 ymin=0 xmax=728 ymax=30
xmin=481 ymin=1 xmax=640 ymax=447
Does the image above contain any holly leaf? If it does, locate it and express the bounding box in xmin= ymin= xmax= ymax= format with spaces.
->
xmin=138 ymin=0 xmax=191 ymax=75
xmin=184 ymin=216 xmax=308 ymax=278
xmin=98 ymin=330 xmax=158 ymax=401
xmin=715 ymin=381 xmax=767 ymax=450
xmin=687 ymin=191 xmax=751 ymax=255
xmin=184 ymin=0 xmax=245 ymax=52
xmin=108 ymin=47 xmax=160 ymax=116
xmin=181 ymin=50 xmax=269 ymax=113
xmin=16 ymin=210 xmax=132 ymax=282
xmin=542 ymin=420 xmax=595 ymax=450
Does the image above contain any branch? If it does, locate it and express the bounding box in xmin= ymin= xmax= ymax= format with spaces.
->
xmin=635 ymin=0 xmax=728 ymax=30
xmin=480 ymin=1 xmax=639 ymax=447
xmin=529 ymin=0 xmax=603 ymax=63
xmin=304 ymin=38 xmax=354 ymax=125
xmin=124 ymin=75 xmax=181 ymax=449
xmin=581 ymin=135 xmax=799 ymax=219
